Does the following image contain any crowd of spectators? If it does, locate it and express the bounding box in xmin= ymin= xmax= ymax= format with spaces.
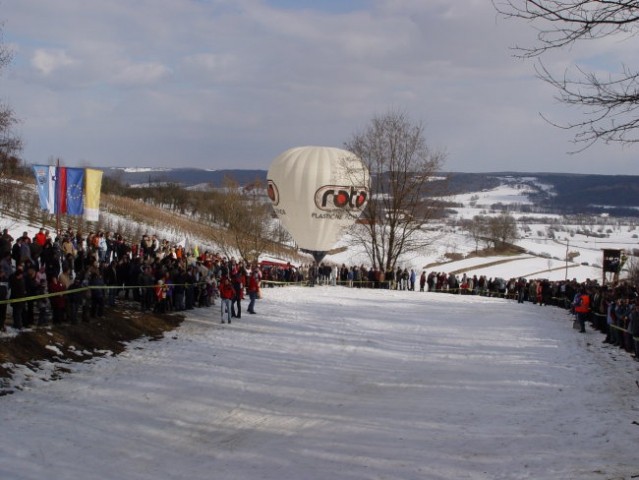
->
xmin=0 ymin=227 xmax=262 ymax=331
xmin=1 ymin=228 xmax=637 ymax=362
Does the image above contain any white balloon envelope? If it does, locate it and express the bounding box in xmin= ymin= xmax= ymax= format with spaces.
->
xmin=267 ymin=146 xmax=370 ymax=261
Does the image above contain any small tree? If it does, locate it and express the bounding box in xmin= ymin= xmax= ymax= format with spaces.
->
xmin=486 ymin=213 xmax=518 ymax=250
xmin=460 ymin=216 xmax=487 ymax=253
xmin=344 ymin=110 xmax=447 ymax=272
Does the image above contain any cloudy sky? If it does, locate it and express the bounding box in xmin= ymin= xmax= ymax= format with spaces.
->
xmin=1 ymin=0 xmax=639 ymax=174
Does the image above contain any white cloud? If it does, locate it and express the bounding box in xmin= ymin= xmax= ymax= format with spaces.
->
xmin=110 ymin=61 xmax=172 ymax=86
xmin=31 ymin=48 xmax=75 ymax=76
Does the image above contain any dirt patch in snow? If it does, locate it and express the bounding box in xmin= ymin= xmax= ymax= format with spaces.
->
xmin=0 ymin=300 xmax=184 ymax=395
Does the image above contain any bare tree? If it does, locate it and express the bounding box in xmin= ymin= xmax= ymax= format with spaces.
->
xmin=495 ymin=0 xmax=639 ymax=149
xmin=0 ymin=25 xmax=20 ymax=159
xmin=344 ymin=110 xmax=446 ymax=273
xmin=461 ymin=216 xmax=488 ymax=252
xmin=486 ymin=213 xmax=518 ymax=249
xmin=216 ymin=177 xmax=274 ymax=263
xmin=0 ymin=26 xmax=22 ymax=210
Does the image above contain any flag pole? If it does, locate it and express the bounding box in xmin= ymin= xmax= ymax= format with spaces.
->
xmin=56 ymin=158 xmax=61 ymax=236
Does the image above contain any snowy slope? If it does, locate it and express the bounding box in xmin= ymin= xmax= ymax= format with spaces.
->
xmin=1 ymin=287 xmax=637 ymax=479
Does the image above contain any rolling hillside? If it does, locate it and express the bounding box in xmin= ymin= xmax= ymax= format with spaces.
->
xmin=3 ymin=169 xmax=638 ymax=283
xmin=105 ymin=168 xmax=639 ymax=217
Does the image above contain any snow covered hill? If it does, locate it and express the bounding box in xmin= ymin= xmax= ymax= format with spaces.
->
xmin=329 ymin=178 xmax=638 ymax=283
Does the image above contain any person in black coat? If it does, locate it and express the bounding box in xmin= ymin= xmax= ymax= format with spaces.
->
xmin=8 ymin=267 xmax=26 ymax=329
xmin=231 ymin=273 xmax=243 ymax=319
xmin=0 ymin=269 xmax=9 ymax=330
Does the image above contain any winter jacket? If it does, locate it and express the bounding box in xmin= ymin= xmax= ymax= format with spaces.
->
xmin=219 ymin=281 xmax=234 ymax=300
xmin=574 ymin=294 xmax=590 ymax=314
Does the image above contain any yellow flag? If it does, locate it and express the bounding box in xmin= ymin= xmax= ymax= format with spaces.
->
xmin=84 ymin=168 xmax=103 ymax=222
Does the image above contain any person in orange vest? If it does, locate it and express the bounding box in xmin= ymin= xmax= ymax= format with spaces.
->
xmin=574 ymin=288 xmax=591 ymax=333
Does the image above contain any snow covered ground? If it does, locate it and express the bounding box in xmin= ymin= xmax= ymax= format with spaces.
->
xmin=1 ymin=286 xmax=638 ymax=479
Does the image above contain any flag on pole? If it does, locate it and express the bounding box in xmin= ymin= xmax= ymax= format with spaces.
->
xmin=33 ymin=165 xmax=56 ymax=214
xmin=66 ymin=168 xmax=85 ymax=216
xmin=32 ymin=165 xmax=102 ymax=220
xmin=84 ymin=168 xmax=103 ymax=222
xmin=55 ymin=166 xmax=68 ymax=214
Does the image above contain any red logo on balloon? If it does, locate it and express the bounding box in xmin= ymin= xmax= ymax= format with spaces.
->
xmin=315 ymin=185 xmax=369 ymax=212
xmin=267 ymin=180 xmax=279 ymax=206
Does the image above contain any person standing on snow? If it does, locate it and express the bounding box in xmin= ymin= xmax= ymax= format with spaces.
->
xmin=0 ymin=269 xmax=9 ymax=331
xmin=246 ymin=267 xmax=261 ymax=314
xmin=219 ymin=276 xmax=234 ymax=324
xmin=231 ymin=272 xmax=244 ymax=319
xmin=574 ymin=288 xmax=591 ymax=333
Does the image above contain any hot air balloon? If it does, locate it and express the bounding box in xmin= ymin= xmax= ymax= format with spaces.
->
xmin=267 ymin=146 xmax=370 ymax=264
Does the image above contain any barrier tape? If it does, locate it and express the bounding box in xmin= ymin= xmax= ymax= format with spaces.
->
xmin=0 ymin=282 xmax=213 ymax=306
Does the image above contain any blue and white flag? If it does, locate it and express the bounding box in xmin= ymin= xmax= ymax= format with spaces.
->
xmin=33 ymin=165 xmax=56 ymax=214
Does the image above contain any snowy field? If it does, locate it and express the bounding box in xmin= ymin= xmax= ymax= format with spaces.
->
xmin=328 ymin=180 xmax=639 ymax=283
xmin=1 ymin=286 xmax=638 ymax=479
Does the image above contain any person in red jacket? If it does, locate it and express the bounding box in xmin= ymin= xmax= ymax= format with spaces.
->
xmin=219 ymin=276 xmax=234 ymax=324
xmin=574 ymin=288 xmax=591 ymax=333
xmin=48 ymin=275 xmax=66 ymax=325
xmin=34 ymin=228 xmax=47 ymax=247
xmin=246 ymin=267 xmax=261 ymax=314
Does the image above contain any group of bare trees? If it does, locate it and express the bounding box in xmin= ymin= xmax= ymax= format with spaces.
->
xmin=214 ymin=178 xmax=279 ymax=262
xmin=461 ymin=214 xmax=519 ymax=252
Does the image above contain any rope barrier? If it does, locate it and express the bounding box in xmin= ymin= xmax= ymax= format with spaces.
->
xmin=0 ymin=281 xmax=213 ymax=305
